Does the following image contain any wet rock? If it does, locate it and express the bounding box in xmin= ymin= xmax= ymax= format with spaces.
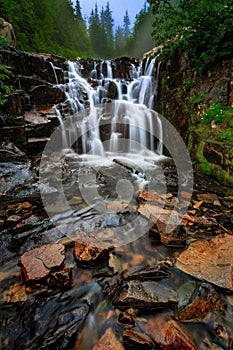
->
xmin=93 ymin=328 xmax=124 ymax=350
xmin=149 ymin=225 xmax=187 ymax=247
xmin=138 ymin=190 xmax=162 ymax=203
xmin=143 ymin=316 xmax=197 ymax=350
xmin=48 ymin=266 xmax=73 ymax=289
xmin=199 ymin=337 xmax=225 ymax=350
xmin=3 ymin=283 xmax=27 ymax=303
xmin=0 ymin=142 xmax=27 ymax=162
xmin=0 ymin=285 xmax=91 ymax=349
xmin=114 ymin=280 xmax=178 ymax=309
xmin=73 ymin=239 xmax=111 ymax=267
xmin=19 ymin=243 xmax=65 ymax=282
xmin=118 ymin=311 xmax=135 ymax=326
xmin=30 ymin=84 xmax=65 ymax=108
xmin=123 ymin=329 xmax=154 ymax=349
xmin=176 ymin=234 xmax=233 ymax=290
xmin=139 ymin=204 xmax=187 ymax=247
xmin=178 ymin=282 xmax=224 ymax=322
xmin=122 ymin=264 xmax=170 ymax=281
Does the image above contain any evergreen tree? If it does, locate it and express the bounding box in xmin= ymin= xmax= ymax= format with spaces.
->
xmin=75 ymin=0 xmax=82 ymax=20
xmin=123 ymin=10 xmax=131 ymax=41
xmin=115 ymin=26 xmax=125 ymax=56
xmin=127 ymin=2 xmax=154 ymax=57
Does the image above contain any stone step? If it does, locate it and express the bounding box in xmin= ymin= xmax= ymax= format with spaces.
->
xmin=27 ymin=137 xmax=50 ymax=155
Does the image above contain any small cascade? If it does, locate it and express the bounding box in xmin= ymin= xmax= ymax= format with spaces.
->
xmin=49 ymin=62 xmax=59 ymax=84
xmin=55 ymin=56 xmax=163 ymax=162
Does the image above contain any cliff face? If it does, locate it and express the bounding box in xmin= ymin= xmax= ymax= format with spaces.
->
xmin=155 ymin=49 xmax=233 ymax=186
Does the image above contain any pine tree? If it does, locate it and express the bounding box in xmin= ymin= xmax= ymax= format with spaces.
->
xmin=75 ymin=0 xmax=82 ymax=20
xmin=123 ymin=10 xmax=131 ymax=41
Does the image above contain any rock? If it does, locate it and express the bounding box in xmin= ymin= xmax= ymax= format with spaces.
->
xmin=196 ymin=193 xmax=219 ymax=204
xmin=114 ymin=280 xmax=178 ymax=309
xmin=143 ymin=316 xmax=197 ymax=350
xmin=178 ymin=282 xmax=224 ymax=322
xmin=19 ymin=243 xmax=65 ymax=281
xmin=0 ymin=142 xmax=27 ymax=162
xmin=93 ymin=328 xmax=124 ymax=350
xmin=199 ymin=337 xmax=225 ymax=350
xmin=118 ymin=311 xmax=135 ymax=326
xmin=48 ymin=266 xmax=73 ymax=289
xmin=149 ymin=225 xmax=187 ymax=247
xmin=138 ymin=190 xmax=162 ymax=203
xmin=123 ymin=329 xmax=154 ymax=349
xmin=176 ymin=234 xmax=233 ymax=290
xmin=1 ymin=92 xmax=25 ymax=115
xmin=30 ymin=85 xmax=65 ymax=108
xmin=122 ymin=264 xmax=170 ymax=281
xmin=3 ymin=284 xmax=27 ymax=303
xmin=73 ymin=239 xmax=111 ymax=267
xmin=138 ymin=204 xmax=180 ymax=233
xmin=0 ymin=18 xmax=16 ymax=48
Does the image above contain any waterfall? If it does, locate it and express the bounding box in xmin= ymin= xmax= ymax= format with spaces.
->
xmin=55 ymin=57 xmax=163 ymax=161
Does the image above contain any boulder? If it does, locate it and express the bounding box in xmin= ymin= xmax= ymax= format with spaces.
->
xmin=20 ymin=243 xmax=65 ymax=281
xmin=176 ymin=234 xmax=233 ymax=290
xmin=0 ymin=18 xmax=16 ymax=48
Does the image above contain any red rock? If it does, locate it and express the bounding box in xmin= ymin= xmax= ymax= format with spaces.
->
xmin=181 ymin=191 xmax=192 ymax=199
xmin=73 ymin=240 xmax=110 ymax=267
xmin=144 ymin=316 xmax=197 ymax=349
xmin=123 ymin=329 xmax=154 ymax=349
xmin=118 ymin=311 xmax=135 ymax=326
xmin=176 ymin=234 xmax=233 ymax=291
xmin=93 ymin=328 xmax=124 ymax=350
xmin=138 ymin=190 xmax=161 ymax=202
xmin=178 ymin=283 xmax=223 ymax=322
xmin=193 ymin=201 xmax=203 ymax=209
xmin=20 ymin=243 xmax=65 ymax=281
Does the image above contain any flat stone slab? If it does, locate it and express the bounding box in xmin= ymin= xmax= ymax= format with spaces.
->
xmin=20 ymin=243 xmax=65 ymax=281
xmin=176 ymin=234 xmax=233 ymax=291
xmin=114 ymin=280 xmax=178 ymax=309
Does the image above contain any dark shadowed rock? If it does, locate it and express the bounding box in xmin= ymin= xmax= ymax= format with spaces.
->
xmin=118 ymin=311 xmax=135 ymax=326
xmin=114 ymin=280 xmax=178 ymax=309
xmin=30 ymin=85 xmax=65 ymax=108
xmin=73 ymin=239 xmax=111 ymax=267
xmin=20 ymin=243 xmax=65 ymax=281
xmin=0 ymin=142 xmax=27 ymax=162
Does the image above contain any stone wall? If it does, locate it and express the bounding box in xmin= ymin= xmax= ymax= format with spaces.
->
xmin=154 ymin=49 xmax=233 ymax=186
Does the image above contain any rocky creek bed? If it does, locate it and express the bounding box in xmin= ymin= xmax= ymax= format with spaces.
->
xmin=0 ymin=142 xmax=233 ymax=350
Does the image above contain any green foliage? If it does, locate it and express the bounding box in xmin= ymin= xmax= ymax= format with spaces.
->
xmin=0 ymin=35 xmax=14 ymax=105
xmin=148 ymin=0 xmax=233 ymax=71
xmin=216 ymin=130 xmax=233 ymax=143
xmin=189 ymin=91 xmax=205 ymax=105
xmin=0 ymin=65 xmax=14 ymax=106
xmin=203 ymin=103 xmax=228 ymax=124
xmin=202 ymin=158 xmax=211 ymax=175
xmin=0 ymin=0 xmax=92 ymax=59
xmin=126 ymin=3 xmax=154 ymax=58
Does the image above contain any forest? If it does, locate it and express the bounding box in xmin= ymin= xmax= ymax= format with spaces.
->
xmin=0 ymin=0 xmax=154 ymax=59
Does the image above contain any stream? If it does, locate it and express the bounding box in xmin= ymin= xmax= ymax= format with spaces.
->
xmin=0 ymin=57 xmax=233 ymax=350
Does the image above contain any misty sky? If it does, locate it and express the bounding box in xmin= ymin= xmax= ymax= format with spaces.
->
xmin=76 ymin=0 xmax=146 ymax=27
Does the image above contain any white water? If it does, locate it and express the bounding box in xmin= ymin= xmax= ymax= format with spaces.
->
xmin=55 ymin=57 xmax=164 ymax=163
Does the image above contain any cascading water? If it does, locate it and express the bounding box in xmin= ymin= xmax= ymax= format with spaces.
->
xmin=55 ymin=57 xmax=163 ymax=163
